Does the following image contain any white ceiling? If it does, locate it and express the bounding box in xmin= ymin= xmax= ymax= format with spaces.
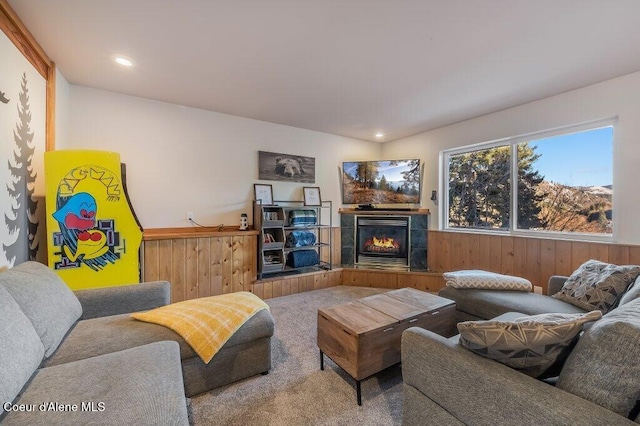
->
xmin=9 ymin=0 xmax=640 ymax=142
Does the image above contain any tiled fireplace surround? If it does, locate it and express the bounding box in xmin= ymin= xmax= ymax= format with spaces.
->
xmin=339 ymin=210 xmax=429 ymax=271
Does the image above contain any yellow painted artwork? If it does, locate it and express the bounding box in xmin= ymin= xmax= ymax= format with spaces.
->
xmin=45 ymin=150 xmax=143 ymax=290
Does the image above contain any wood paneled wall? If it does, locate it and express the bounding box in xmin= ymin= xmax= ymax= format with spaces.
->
xmin=142 ymin=227 xmax=342 ymax=302
xmin=252 ymin=269 xmax=343 ymax=299
xmin=142 ymin=227 xmax=640 ymax=301
xmin=342 ymin=269 xmax=445 ymax=293
xmin=143 ymin=233 xmax=257 ymax=303
xmin=427 ymin=230 xmax=640 ymax=293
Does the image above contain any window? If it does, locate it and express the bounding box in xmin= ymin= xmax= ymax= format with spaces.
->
xmin=444 ymin=120 xmax=614 ymax=237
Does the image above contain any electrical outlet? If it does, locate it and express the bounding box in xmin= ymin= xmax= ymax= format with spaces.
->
xmin=187 ymin=212 xmax=194 ymax=221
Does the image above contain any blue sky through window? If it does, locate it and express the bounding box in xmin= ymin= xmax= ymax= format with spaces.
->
xmin=527 ymin=126 xmax=613 ymax=187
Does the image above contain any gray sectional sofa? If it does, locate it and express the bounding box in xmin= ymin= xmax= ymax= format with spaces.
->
xmin=1 ymin=261 xmax=275 ymax=425
xmin=401 ymin=275 xmax=640 ymax=425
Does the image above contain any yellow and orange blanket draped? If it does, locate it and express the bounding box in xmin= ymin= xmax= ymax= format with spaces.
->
xmin=131 ymin=292 xmax=269 ymax=364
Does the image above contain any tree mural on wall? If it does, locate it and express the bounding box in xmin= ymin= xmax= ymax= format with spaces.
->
xmin=3 ymin=73 xmax=39 ymax=264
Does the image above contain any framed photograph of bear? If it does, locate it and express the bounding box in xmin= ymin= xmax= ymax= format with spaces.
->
xmin=258 ymin=151 xmax=315 ymax=183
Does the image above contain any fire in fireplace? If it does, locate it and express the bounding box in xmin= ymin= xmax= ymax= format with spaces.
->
xmin=355 ymin=216 xmax=410 ymax=269
xmin=363 ymin=236 xmax=401 ymax=253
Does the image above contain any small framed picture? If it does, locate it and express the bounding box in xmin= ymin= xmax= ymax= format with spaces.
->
xmin=254 ymin=184 xmax=274 ymax=205
xmin=303 ymin=186 xmax=322 ymax=206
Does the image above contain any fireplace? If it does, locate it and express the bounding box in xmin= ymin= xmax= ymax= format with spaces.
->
xmin=356 ymin=216 xmax=410 ymax=269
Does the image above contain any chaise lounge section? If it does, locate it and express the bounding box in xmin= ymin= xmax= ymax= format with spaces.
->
xmin=1 ymin=261 xmax=275 ymax=424
xmin=438 ymin=275 xmax=584 ymax=321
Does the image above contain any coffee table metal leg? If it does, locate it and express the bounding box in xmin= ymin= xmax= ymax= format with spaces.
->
xmin=356 ymin=380 xmax=362 ymax=406
xmin=320 ymin=350 xmax=324 ymax=370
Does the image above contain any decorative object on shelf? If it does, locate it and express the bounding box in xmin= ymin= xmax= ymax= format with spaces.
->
xmin=239 ymin=213 xmax=248 ymax=230
xmin=303 ymin=186 xmax=322 ymax=206
xmin=254 ymin=183 xmax=274 ymax=205
xmin=258 ymin=150 xmax=315 ymax=183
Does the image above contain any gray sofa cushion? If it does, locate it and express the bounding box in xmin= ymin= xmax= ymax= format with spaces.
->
xmin=2 ymin=341 xmax=189 ymax=425
xmin=43 ymin=308 xmax=275 ymax=367
xmin=439 ymin=286 xmax=586 ymax=320
xmin=0 ymin=285 xmax=45 ymax=416
xmin=557 ymin=297 xmax=640 ymax=417
xmin=0 ymin=262 xmax=82 ymax=357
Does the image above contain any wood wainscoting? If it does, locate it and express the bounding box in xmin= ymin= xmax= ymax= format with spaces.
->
xmin=143 ymin=227 xmax=640 ymax=301
xmin=428 ymin=230 xmax=640 ymax=294
xmin=142 ymin=227 xmax=342 ymax=302
xmin=342 ymin=268 xmax=445 ymax=292
xmin=142 ymin=227 xmax=259 ymax=303
xmin=252 ymin=269 xmax=343 ymax=299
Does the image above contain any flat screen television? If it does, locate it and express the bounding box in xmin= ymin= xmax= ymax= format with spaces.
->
xmin=342 ymin=159 xmax=421 ymax=205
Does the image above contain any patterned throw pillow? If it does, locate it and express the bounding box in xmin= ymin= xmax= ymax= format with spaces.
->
xmin=444 ymin=270 xmax=532 ymax=291
xmin=618 ymin=276 xmax=640 ymax=306
xmin=552 ymin=260 xmax=640 ymax=313
xmin=458 ymin=311 xmax=602 ymax=378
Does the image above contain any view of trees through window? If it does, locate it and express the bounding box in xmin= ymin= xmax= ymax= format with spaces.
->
xmin=447 ymin=125 xmax=613 ymax=235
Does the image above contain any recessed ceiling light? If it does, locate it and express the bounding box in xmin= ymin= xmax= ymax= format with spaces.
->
xmin=375 ymin=132 xmax=385 ymax=138
xmin=114 ymin=55 xmax=133 ymax=67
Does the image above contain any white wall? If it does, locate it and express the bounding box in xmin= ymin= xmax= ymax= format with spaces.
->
xmin=382 ymin=71 xmax=640 ymax=245
xmin=61 ymin=86 xmax=381 ymax=228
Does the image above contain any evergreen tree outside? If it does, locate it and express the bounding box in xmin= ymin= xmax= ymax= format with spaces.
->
xmin=3 ymin=73 xmax=39 ymax=264
xmin=448 ymin=143 xmax=544 ymax=230
xmin=516 ymin=143 xmax=546 ymax=230
xmin=448 ymin=145 xmax=511 ymax=229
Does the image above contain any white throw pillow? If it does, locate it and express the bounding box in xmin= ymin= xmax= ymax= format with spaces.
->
xmin=444 ymin=270 xmax=532 ymax=292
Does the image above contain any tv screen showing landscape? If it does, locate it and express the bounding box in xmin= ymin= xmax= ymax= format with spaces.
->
xmin=342 ymin=159 xmax=421 ymax=205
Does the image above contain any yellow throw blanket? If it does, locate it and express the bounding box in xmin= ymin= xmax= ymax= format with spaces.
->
xmin=131 ymin=292 xmax=269 ymax=364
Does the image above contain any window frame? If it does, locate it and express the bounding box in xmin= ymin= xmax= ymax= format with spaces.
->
xmin=440 ymin=118 xmax=617 ymax=242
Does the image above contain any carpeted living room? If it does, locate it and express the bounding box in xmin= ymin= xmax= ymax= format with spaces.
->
xmin=1 ymin=1 xmax=640 ymax=425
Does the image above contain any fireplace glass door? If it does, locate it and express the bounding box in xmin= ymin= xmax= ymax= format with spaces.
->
xmin=355 ymin=216 xmax=410 ymax=269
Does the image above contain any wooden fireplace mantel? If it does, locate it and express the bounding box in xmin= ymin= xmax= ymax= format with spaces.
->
xmin=339 ymin=208 xmax=430 ymax=215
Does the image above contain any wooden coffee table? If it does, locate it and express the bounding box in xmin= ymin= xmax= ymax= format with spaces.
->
xmin=317 ymin=288 xmax=456 ymax=405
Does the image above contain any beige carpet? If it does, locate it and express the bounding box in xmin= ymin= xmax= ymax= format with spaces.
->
xmin=190 ymin=286 xmax=403 ymax=425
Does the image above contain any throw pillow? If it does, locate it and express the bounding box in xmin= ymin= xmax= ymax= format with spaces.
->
xmin=552 ymin=259 xmax=640 ymax=313
xmin=557 ymin=298 xmax=640 ymax=417
xmin=457 ymin=310 xmax=602 ymax=378
xmin=0 ymin=261 xmax=82 ymax=357
xmin=618 ymin=276 xmax=640 ymax=306
xmin=444 ymin=270 xmax=532 ymax=291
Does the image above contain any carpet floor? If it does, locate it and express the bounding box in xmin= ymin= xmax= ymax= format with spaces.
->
xmin=190 ymin=286 xmax=404 ymax=425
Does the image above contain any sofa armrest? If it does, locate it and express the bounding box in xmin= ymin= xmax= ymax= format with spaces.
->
xmin=74 ymin=281 xmax=171 ymax=320
xmin=548 ymin=275 xmax=569 ymax=296
xmin=401 ymin=327 xmax=633 ymax=425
